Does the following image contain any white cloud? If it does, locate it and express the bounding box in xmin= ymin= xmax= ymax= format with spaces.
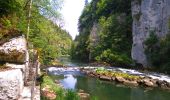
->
xmin=60 ymin=0 xmax=85 ymax=39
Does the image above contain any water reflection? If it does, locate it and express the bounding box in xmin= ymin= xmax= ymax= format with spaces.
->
xmin=60 ymin=74 xmax=77 ymax=89
xmin=57 ymin=74 xmax=170 ymax=100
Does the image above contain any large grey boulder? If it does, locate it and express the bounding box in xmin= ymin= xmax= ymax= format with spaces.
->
xmin=0 ymin=36 xmax=27 ymax=63
xmin=131 ymin=0 xmax=170 ymax=67
xmin=0 ymin=69 xmax=23 ymax=100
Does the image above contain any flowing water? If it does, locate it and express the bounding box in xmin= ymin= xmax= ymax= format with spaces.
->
xmin=47 ymin=57 xmax=170 ymax=100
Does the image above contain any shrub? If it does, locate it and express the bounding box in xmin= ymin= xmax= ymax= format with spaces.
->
xmin=144 ymin=30 xmax=170 ymax=74
xmin=64 ymin=90 xmax=80 ymax=100
xmin=41 ymin=75 xmax=80 ymax=100
xmin=95 ymin=49 xmax=132 ymax=66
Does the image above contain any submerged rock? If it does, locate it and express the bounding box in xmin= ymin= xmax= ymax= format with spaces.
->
xmin=78 ymin=90 xmax=90 ymax=100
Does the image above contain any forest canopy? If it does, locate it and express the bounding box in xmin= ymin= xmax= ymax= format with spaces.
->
xmin=71 ymin=0 xmax=132 ymax=66
xmin=0 ymin=0 xmax=72 ymax=65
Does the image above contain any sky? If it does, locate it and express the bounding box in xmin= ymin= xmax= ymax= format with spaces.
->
xmin=60 ymin=0 xmax=91 ymax=39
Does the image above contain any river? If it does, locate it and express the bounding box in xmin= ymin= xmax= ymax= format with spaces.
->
xmin=47 ymin=57 xmax=170 ymax=100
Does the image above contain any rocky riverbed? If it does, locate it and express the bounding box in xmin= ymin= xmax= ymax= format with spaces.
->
xmin=47 ymin=66 xmax=170 ymax=90
xmin=80 ymin=67 xmax=170 ymax=90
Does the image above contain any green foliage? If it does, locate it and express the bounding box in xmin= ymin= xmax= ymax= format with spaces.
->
xmin=169 ymin=18 xmax=170 ymax=29
xmin=41 ymin=75 xmax=80 ymax=100
xmin=144 ymin=30 xmax=170 ymax=74
xmin=72 ymin=0 xmax=132 ymax=67
xmin=96 ymin=68 xmax=141 ymax=80
xmin=0 ymin=0 xmax=22 ymax=16
xmin=29 ymin=16 xmax=72 ymax=65
xmin=144 ymin=31 xmax=159 ymax=66
xmin=0 ymin=17 xmax=12 ymax=28
xmin=64 ymin=90 xmax=80 ymax=100
xmin=0 ymin=0 xmax=72 ymax=65
xmin=144 ymin=30 xmax=158 ymax=48
xmin=95 ymin=49 xmax=132 ymax=66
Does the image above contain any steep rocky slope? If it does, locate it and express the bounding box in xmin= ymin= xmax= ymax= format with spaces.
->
xmin=131 ymin=0 xmax=170 ymax=67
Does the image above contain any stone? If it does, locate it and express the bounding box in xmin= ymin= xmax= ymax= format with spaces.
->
xmin=143 ymin=79 xmax=157 ymax=87
xmin=156 ymin=80 xmax=164 ymax=86
xmin=0 ymin=36 xmax=27 ymax=63
xmin=0 ymin=69 xmax=23 ymax=100
xmin=42 ymin=90 xmax=56 ymax=100
xmin=167 ymin=82 xmax=170 ymax=87
xmin=78 ymin=89 xmax=85 ymax=93
xmin=131 ymin=0 xmax=170 ymax=67
xmin=115 ymin=76 xmax=126 ymax=83
xmin=5 ymin=59 xmax=29 ymax=84
xmin=99 ymin=75 xmax=112 ymax=81
xmin=112 ymin=77 xmax=116 ymax=81
xmin=20 ymin=87 xmax=31 ymax=100
xmin=42 ymin=86 xmax=56 ymax=100
xmin=89 ymin=73 xmax=95 ymax=77
xmin=78 ymin=92 xmax=90 ymax=100
xmin=123 ymin=80 xmax=138 ymax=86
xmin=158 ymin=81 xmax=170 ymax=89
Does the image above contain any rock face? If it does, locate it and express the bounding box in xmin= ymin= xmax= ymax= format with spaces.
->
xmin=89 ymin=23 xmax=100 ymax=60
xmin=131 ymin=0 xmax=170 ymax=66
xmin=0 ymin=35 xmax=34 ymax=100
xmin=0 ymin=69 xmax=23 ymax=100
xmin=0 ymin=36 xmax=27 ymax=63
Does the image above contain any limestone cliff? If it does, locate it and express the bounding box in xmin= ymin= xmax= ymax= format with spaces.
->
xmin=131 ymin=0 xmax=170 ymax=67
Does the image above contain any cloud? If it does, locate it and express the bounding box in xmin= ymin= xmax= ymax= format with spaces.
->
xmin=61 ymin=0 xmax=85 ymax=39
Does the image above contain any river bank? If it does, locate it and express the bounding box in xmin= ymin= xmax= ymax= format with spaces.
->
xmin=46 ymin=66 xmax=170 ymax=100
xmin=42 ymin=56 xmax=170 ymax=100
xmin=81 ymin=67 xmax=170 ymax=89
xmin=47 ymin=66 xmax=170 ymax=90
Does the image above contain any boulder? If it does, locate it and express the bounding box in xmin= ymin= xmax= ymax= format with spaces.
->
xmin=0 ymin=69 xmax=23 ymax=100
xmin=158 ymin=81 xmax=170 ymax=89
xmin=112 ymin=77 xmax=116 ymax=81
xmin=99 ymin=75 xmax=112 ymax=81
xmin=0 ymin=36 xmax=27 ymax=63
xmin=143 ymin=79 xmax=157 ymax=87
xmin=78 ymin=92 xmax=90 ymax=100
xmin=115 ymin=76 xmax=126 ymax=83
xmin=123 ymin=80 xmax=138 ymax=86
xmin=5 ymin=60 xmax=29 ymax=84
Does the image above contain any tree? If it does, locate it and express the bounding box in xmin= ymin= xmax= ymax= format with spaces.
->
xmin=72 ymin=0 xmax=132 ymax=66
xmin=0 ymin=0 xmax=72 ymax=65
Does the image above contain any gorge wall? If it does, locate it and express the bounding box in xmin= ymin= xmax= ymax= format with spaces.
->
xmin=131 ymin=0 xmax=170 ymax=67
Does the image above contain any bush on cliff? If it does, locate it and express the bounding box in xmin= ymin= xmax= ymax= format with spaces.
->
xmin=145 ymin=31 xmax=170 ymax=74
